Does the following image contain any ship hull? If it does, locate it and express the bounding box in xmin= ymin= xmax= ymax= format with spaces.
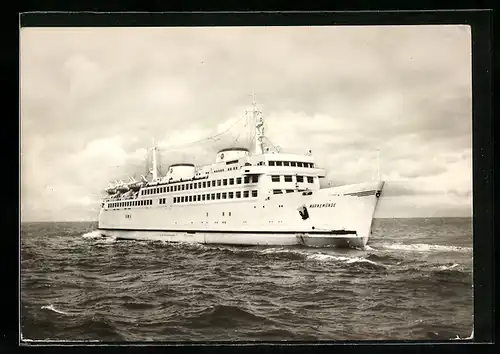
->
xmin=97 ymin=229 xmax=367 ymax=248
xmin=97 ymin=181 xmax=384 ymax=249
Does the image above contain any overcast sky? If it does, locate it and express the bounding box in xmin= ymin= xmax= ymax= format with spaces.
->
xmin=20 ymin=25 xmax=472 ymax=221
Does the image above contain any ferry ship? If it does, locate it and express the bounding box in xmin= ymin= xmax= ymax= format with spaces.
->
xmin=97 ymin=100 xmax=384 ymax=249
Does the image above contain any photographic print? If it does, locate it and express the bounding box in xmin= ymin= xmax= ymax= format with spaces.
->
xmin=20 ymin=23 xmax=473 ymax=342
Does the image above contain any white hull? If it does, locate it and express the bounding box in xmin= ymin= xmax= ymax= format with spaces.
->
xmin=98 ymin=181 xmax=384 ymax=249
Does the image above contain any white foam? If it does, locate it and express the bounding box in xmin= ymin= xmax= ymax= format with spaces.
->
xmin=41 ymin=304 xmax=70 ymax=315
xmin=438 ymin=263 xmax=460 ymax=271
xmin=380 ymin=243 xmax=471 ymax=253
xmin=82 ymin=230 xmax=103 ymax=239
xmin=307 ymin=253 xmax=384 ymax=267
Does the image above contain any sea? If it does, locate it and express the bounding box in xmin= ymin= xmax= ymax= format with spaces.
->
xmin=20 ymin=217 xmax=473 ymax=342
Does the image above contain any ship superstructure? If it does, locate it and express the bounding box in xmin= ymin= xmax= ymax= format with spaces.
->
xmin=98 ymin=99 xmax=384 ymax=248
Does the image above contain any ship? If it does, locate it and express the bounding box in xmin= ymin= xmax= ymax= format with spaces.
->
xmin=97 ymin=99 xmax=384 ymax=249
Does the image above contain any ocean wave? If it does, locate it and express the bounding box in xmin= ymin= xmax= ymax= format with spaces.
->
xmin=379 ymin=243 xmax=472 ymax=253
xmin=185 ymin=304 xmax=275 ymax=329
xmin=41 ymin=304 xmax=74 ymax=316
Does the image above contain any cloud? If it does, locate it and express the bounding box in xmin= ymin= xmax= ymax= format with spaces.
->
xmin=20 ymin=25 xmax=472 ymax=221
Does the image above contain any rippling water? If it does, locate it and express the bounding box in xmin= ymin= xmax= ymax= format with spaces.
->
xmin=20 ymin=218 xmax=473 ymax=342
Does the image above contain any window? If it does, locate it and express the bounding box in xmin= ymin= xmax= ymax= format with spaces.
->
xmin=276 ymin=161 xmax=283 ymax=166
xmin=211 ymin=193 xmax=215 ymax=200
xmin=297 ymin=162 xmax=303 ymax=167
xmin=307 ymin=176 xmax=314 ymax=183
xmin=236 ymin=177 xmax=242 ymax=184
xmin=291 ymin=161 xmax=297 ymax=167
xmin=222 ymin=192 xmax=227 ymax=199
xmin=216 ymin=193 xmax=221 ymax=200
xmin=173 ymin=197 xmax=177 ymax=203
xmin=271 ymin=175 xmax=280 ymax=182
xmin=236 ymin=191 xmax=241 ymax=198
xmin=252 ymin=190 xmax=258 ymax=197
xmin=269 ymin=161 xmax=275 ymax=166
xmin=202 ymin=194 xmax=206 ymax=201
xmin=167 ymin=186 xmax=170 ymax=192
xmin=284 ymin=161 xmax=290 ymax=166
xmin=229 ymin=178 xmax=234 ymax=185
xmin=222 ymin=212 xmax=225 ymax=216
xmin=198 ymin=182 xmax=201 ymax=188
xmin=223 ymin=179 xmax=228 ymax=186
xmin=217 ymin=180 xmax=222 ymax=186
xmin=182 ymin=185 xmax=185 ymax=190
xmin=229 ymin=212 xmax=232 ymax=216
xmin=212 ymin=180 xmax=216 ymax=187
xmin=203 ymin=182 xmax=206 ymax=188
xmin=188 ymin=196 xmax=192 ymax=202
xmin=296 ymin=176 xmax=304 ymax=183
xmin=229 ymin=192 xmax=234 ymax=199
xmin=243 ymin=191 xmax=249 ymax=198
xmin=251 ymin=175 xmax=258 ymax=183
xmin=244 ymin=176 xmax=250 ymax=183
xmin=273 ymin=190 xmax=283 ymax=194
xmin=311 ymin=163 xmax=315 ymax=168
xmin=284 ymin=175 xmax=293 ymax=182
xmin=286 ymin=189 xmax=294 ymax=193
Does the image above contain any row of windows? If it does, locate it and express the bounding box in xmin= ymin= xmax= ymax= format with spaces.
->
xmin=271 ymin=175 xmax=314 ymax=183
xmin=141 ymin=175 xmax=259 ymax=196
xmin=109 ymin=199 xmax=152 ymax=208
xmin=273 ymin=189 xmax=296 ymax=194
xmin=173 ymin=190 xmax=258 ymax=203
xmin=268 ymin=161 xmax=315 ymax=168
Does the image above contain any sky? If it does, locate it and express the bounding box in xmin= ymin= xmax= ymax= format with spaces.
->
xmin=20 ymin=25 xmax=472 ymax=221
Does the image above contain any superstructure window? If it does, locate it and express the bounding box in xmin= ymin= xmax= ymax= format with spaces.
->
xmin=216 ymin=193 xmax=221 ymax=200
xmin=198 ymin=182 xmax=202 ymax=188
xmin=307 ymin=176 xmax=314 ymax=183
xmin=223 ymin=179 xmax=228 ymax=186
xmin=284 ymin=175 xmax=293 ymax=182
xmin=296 ymin=176 xmax=304 ymax=183
xmin=211 ymin=193 xmax=215 ymax=200
xmin=273 ymin=190 xmax=283 ymax=194
xmin=217 ymin=180 xmax=222 ymax=186
xmin=269 ymin=161 xmax=275 ymax=166
xmin=276 ymin=161 xmax=283 ymax=166
xmin=229 ymin=178 xmax=234 ymax=185
xmin=286 ymin=189 xmax=294 ymax=193
xmin=236 ymin=177 xmax=242 ymax=184
xmin=243 ymin=191 xmax=249 ymax=198
xmin=182 ymin=185 xmax=185 ymax=191
xmin=297 ymin=162 xmax=303 ymax=167
xmin=252 ymin=190 xmax=258 ymax=197
xmin=202 ymin=194 xmax=206 ymax=201
xmin=291 ymin=161 xmax=297 ymax=167
xmin=271 ymin=175 xmax=280 ymax=182
xmin=203 ymin=182 xmax=206 ymax=188
xmin=228 ymin=192 xmax=234 ymax=199
xmin=244 ymin=176 xmax=250 ymax=183
xmin=284 ymin=161 xmax=290 ymax=166
xmin=189 ymin=196 xmax=192 ymax=202
xmin=222 ymin=192 xmax=227 ymax=199
xmin=212 ymin=180 xmax=216 ymax=187
xmin=236 ymin=191 xmax=241 ymax=198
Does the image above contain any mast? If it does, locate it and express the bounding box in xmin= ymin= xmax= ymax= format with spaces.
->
xmin=251 ymin=93 xmax=265 ymax=155
xmin=150 ymin=138 xmax=159 ymax=182
xmin=376 ymin=148 xmax=381 ymax=181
